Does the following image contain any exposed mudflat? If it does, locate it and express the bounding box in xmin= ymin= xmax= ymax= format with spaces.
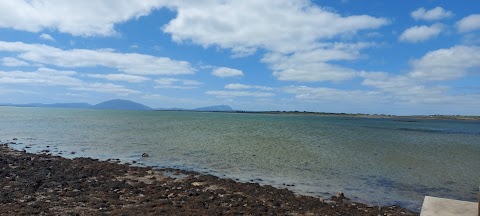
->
xmin=0 ymin=144 xmax=418 ymax=215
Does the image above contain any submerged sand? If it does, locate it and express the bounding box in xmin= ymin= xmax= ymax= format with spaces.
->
xmin=0 ymin=144 xmax=418 ymax=215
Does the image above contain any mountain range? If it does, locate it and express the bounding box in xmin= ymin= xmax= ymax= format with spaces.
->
xmin=0 ymin=99 xmax=234 ymax=112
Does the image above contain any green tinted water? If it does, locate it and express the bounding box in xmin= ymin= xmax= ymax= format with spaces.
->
xmin=1 ymin=107 xmax=479 ymax=211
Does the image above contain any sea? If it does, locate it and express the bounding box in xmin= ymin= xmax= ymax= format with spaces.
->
xmin=1 ymin=106 xmax=479 ymax=211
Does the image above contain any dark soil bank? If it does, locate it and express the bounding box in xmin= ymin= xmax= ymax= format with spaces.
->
xmin=0 ymin=144 xmax=418 ymax=215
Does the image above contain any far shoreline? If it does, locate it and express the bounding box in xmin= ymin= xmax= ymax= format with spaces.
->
xmin=2 ymin=105 xmax=479 ymax=121
xmin=155 ymin=109 xmax=480 ymax=121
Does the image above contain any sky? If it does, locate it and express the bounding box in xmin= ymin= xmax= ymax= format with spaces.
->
xmin=0 ymin=0 xmax=479 ymax=115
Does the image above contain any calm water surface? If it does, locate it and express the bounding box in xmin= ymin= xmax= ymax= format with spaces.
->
xmin=1 ymin=107 xmax=479 ymax=211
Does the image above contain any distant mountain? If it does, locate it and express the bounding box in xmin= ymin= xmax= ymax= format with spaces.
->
xmin=0 ymin=103 xmax=92 ymax=109
xmin=44 ymin=103 xmax=92 ymax=109
xmin=156 ymin=107 xmax=188 ymax=111
xmin=92 ymin=99 xmax=152 ymax=110
xmin=194 ymin=105 xmax=233 ymax=112
xmin=1 ymin=100 xmax=231 ymax=112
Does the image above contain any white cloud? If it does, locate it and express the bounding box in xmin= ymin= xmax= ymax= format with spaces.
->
xmin=399 ymin=24 xmax=443 ymax=43
xmin=162 ymin=1 xmax=386 ymax=83
xmin=155 ymin=78 xmax=180 ymax=85
xmin=86 ymin=74 xmax=150 ymax=83
xmin=0 ymin=67 xmax=140 ymax=96
xmin=155 ymin=86 xmax=198 ymax=90
xmin=206 ymin=90 xmax=274 ymax=98
xmin=163 ymin=0 xmax=388 ymax=55
xmin=0 ymin=1 xmax=389 ymax=85
xmin=409 ymin=45 xmax=480 ymax=80
xmin=411 ymin=7 xmax=453 ymax=21
xmin=71 ymin=83 xmax=140 ymax=96
xmin=225 ymin=83 xmax=273 ymax=91
xmin=359 ymin=71 xmax=414 ymax=93
xmin=283 ymin=85 xmax=382 ymax=102
xmin=277 ymin=70 xmax=480 ymax=113
xmin=0 ymin=41 xmax=194 ymax=75
xmin=212 ymin=67 xmax=244 ymax=78
xmin=0 ymin=67 xmax=81 ymax=86
xmin=39 ymin=33 xmax=55 ymax=41
xmin=261 ymin=42 xmax=370 ymax=82
xmin=358 ymin=70 xmax=480 ymax=109
xmin=457 ymin=14 xmax=480 ymax=33
xmin=272 ymin=62 xmax=356 ymax=82
xmin=155 ymin=78 xmax=202 ymax=89
xmin=1 ymin=57 xmax=29 ymax=67
xmin=155 ymin=78 xmax=201 ymax=85
xmin=0 ymin=1 xmax=165 ymax=36
xmin=359 ymin=71 xmax=447 ymax=103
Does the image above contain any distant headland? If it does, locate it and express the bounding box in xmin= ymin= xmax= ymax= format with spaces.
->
xmin=0 ymin=99 xmax=233 ymax=112
xmin=1 ymin=99 xmax=478 ymax=120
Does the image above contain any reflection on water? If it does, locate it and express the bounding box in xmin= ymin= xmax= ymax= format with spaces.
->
xmin=1 ymin=107 xmax=479 ymax=211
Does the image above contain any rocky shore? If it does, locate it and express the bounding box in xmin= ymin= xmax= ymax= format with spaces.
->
xmin=0 ymin=144 xmax=418 ymax=215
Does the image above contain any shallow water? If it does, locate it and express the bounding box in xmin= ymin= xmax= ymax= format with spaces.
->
xmin=1 ymin=106 xmax=479 ymax=211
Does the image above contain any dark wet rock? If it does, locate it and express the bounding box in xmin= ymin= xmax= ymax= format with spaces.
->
xmin=337 ymin=191 xmax=345 ymax=203
xmin=142 ymin=153 xmax=149 ymax=157
xmin=0 ymin=145 xmax=418 ymax=215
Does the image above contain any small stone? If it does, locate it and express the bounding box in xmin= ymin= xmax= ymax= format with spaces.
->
xmin=337 ymin=191 xmax=345 ymax=204
xmin=191 ymin=182 xmax=207 ymax=186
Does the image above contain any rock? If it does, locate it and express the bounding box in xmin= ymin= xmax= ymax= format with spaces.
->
xmin=142 ymin=153 xmax=149 ymax=157
xmin=192 ymin=182 xmax=207 ymax=187
xmin=337 ymin=191 xmax=344 ymax=203
xmin=13 ymin=138 xmax=18 ymax=140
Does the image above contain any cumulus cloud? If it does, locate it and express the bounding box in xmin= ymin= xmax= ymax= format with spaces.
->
xmin=0 ymin=41 xmax=194 ymax=75
xmin=358 ymin=70 xmax=477 ymax=107
xmin=399 ymin=24 xmax=443 ymax=43
xmin=206 ymin=90 xmax=274 ymax=98
xmin=225 ymin=83 xmax=273 ymax=91
xmin=261 ymin=42 xmax=370 ymax=82
xmin=71 ymin=83 xmax=140 ymax=95
xmin=360 ymin=71 xmax=443 ymax=100
xmin=86 ymin=74 xmax=150 ymax=83
xmin=163 ymin=0 xmax=388 ymax=55
xmin=155 ymin=78 xmax=202 ymax=89
xmin=0 ymin=67 xmax=81 ymax=86
xmin=1 ymin=57 xmax=30 ymax=67
xmin=161 ymin=0 xmax=387 ymax=83
xmin=39 ymin=33 xmax=55 ymax=41
xmin=0 ymin=67 xmax=140 ymax=96
xmin=272 ymin=62 xmax=356 ymax=82
xmin=409 ymin=45 xmax=480 ymax=80
xmin=0 ymin=0 xmax=165 ymax=36
xmin=457 ymin=14 xmax=480 ymax=33
xmin=411 ymin=7 xmax=453 ymax=21
xmin=283 ymin=85 xmax=382 ymax=102
xmin=0 ymin=1 xmax=389 ymax=84
xmin=261 ymin=46 xmax=363 ymax=82
xmin=212 ymin=67 xmax=244 ymax=78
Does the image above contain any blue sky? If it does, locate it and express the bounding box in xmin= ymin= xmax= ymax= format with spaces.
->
xmin=0 ymin=0 xmax=479 ymax=115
